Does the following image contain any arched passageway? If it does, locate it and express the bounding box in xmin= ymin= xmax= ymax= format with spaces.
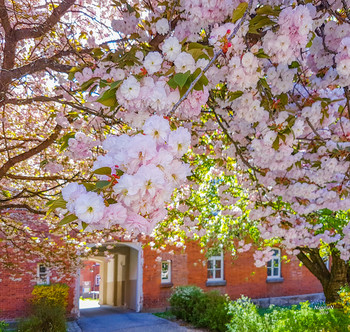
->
xmin=78 ymin=242 xmax=143 ymax=313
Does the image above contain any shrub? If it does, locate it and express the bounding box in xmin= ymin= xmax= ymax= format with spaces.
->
xmin=17 ymin=305 xmax=66 ymax=332
xmin=227 ymin=296 xmax=350 ymax=332
xmin=227 ymin=296 xmax=266 ymax=332
xmin=17 ymin=283 xmax=69 ymax=332
xmin=0 ymin=321 xmax=9 ymax=332
xmin=192 ymin=290 xmax=232 ymax=332
xmin=31 ymin=284 xmax=69 ymax=308
xmin=169 ymin=286 xmax=204 ymax=322
xmin=337 ymin=285 xmax=350 ymax=315
xmin=170 ymin=286 xmax=232 ymax=331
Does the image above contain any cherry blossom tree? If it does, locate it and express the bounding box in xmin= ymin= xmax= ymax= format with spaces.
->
xmin=2 ymin=0 xmax=350 ymax=302
xmin=0 ymin=0 xmax=127 ymax=277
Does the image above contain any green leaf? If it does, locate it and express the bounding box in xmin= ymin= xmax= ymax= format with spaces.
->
xmin=249 ymin=15 xmax=276 ymax=35
xmin=254 ymin=48 xmax=270 ymax=59
xmin=289 ymin=61 xmax=300 ymax=69
xmin=256 ymin=5 xmax=280 ymax=16
xmin=92 ymin=48 xmax=104 ymax=57
xmin=59 ymin=214 xmax=78 ymax=226
xmin=278 ymin=93 xmax=288 ymax=106
xmin=173 ymin=71 xmax=191 ymax=89
xmin=167 ymin=76 xmax=178 ymax=89
xmin=59 ymin=132 xmax=76 ymax=152
xmin=46 ymin=197 xmax=67 ymax=212
xmin=232 ymin=2 xmax=248 ymax=23
xmin=193 ymin=74 xmax=209 ymax=91
xmin=272 ymin=136 xmax=280 ymax=151
xmin=110 ymin=80 xmax=122 ymax=89
xmin=96 ymin=88 xmax=117 ymax=107
xmin=96 ymin=180 xmax=111 ymax=189
xmin=187 ymin=48 xmax=205 ymax=61
xmin=188 ymin=42 xmax=214 ymax=57
xmin=80 ymin=77 xmax=97 ymax=91
xmin=229 ymin=91 xmax=243 ymax=101
xmin=83 ymin=183 xmax=95 ymax=191
xmin=81 ymin=221 xmax=88 ymax=230
xmin=93 ymin=167 xmax=112 ymax=175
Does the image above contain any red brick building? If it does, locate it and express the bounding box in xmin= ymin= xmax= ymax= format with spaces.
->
xmin=79 ymin=261 xmax=100 ymax=297
xmin=0 ymin=262 xmax=78 ymax=320
xmin=0 ymin=240 xmax=324 ymax=320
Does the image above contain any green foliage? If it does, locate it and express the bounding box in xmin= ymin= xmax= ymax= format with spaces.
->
xmin=227 ymin=296 xmax=265 ymax=332
xmin=17 ymin=305 xmax=66 ymax=332
xmin=169 ymin=286 xmax=204 ymax=322
xmin=0 ymin=321 xmax=9 ymax=332
xmin=192 ymin=291 xmax=232 ymax=332
xmin=227 ymin=296 xmax=350 ymax=332
xmin=169 ymin=286 xmax=231 ymax=331
xmin=31 ymin=284 xmax=69 ymax=309
xmin=17 ymin=284 xmax=69 ymax=332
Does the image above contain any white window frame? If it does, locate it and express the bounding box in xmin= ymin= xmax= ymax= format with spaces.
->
xmin=267 ymin=248 xmax=281 ymax=279
xmin=161 ymin=260 xmax=171 ymax=283
xmin=37 ymin=264 xmax=50 ymax=285
xmin=207 ymin=252 xmax=224 ymax=281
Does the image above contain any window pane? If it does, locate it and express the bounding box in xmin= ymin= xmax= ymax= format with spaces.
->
xmin=215 ymin=260 xmax=221 ymax=269
xmin=273 ymin=267 xmax=279 ymax=276
xmin=267 ymin=267 xmax=271 ymax=276
xmin=161 ymin=262 xmax=169 ymax=280
xmin=267 ymin=261 xmax=271 ymax=268
xmin=207 ymin=269 xmax=213 ymax=279
xmin=273 ymin=259 xmax=279 ymax=268
xmin=215 ymin=269 xmax=221 ymax=279
xmin=272 ymin=249 xmax=279 ymax=256
xmin=207 ymin=260 xmax=213 ymax=269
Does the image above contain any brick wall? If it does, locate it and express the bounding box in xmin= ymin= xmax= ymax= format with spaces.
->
xmin=142 ymin=241 xmax=323 ymax=310
xmin=0 ymin=263 xmax=76 ymax=320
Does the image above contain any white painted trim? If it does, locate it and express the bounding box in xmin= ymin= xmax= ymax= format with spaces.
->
xmin=161 ymin=260 xmax=171 ymax=283
xmin=207 ymin=251 xmax=224 ymax=282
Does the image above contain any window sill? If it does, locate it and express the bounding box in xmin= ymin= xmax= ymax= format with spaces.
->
xmin=160 ymin=282 xmax=173 ymax=288
xmin=266 ymin=277 xmax=284 ymax=283
xmin=206 ymin=280 xmax=227 ymax=287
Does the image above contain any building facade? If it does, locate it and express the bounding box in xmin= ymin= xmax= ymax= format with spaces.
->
xmin=0 ymin=240 xmax=324 ymax=320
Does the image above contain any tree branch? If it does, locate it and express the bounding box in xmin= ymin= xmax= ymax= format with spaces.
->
xmin=14 ymin=0 xmax=76 ymax=41
xmin=0 ymin=124 xmax=62 ymax=180
xmin=0 ymin=204 xmax=46 ymax=215
xmin=297 ymin=248 xmax=330 ymax=284
xmin=5 ymin=173 xmax=66 ymax=181
xmin=0 ymin=0 xmax=11 ymax=34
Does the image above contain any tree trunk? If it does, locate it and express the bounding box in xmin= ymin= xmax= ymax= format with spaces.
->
xmin=321 ymin=253 xmax=349 ymax=303
xmin=297 ymin=249 xmax=349 ymax=303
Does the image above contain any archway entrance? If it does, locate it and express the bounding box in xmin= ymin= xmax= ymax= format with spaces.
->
xmin=78 ymin=243 xmax=143 ymax=313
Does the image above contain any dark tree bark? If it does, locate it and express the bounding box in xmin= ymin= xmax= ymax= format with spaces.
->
xmin=297 ymin=248 xmax=349 ymax=303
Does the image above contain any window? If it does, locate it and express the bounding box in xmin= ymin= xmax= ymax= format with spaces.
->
xmin=37 ymin=264 xmax=50 ymax=285
xmin=207 ymin=253 xmax=224 ymax=281
xmin=95 ymin=274 xmax=101 ymax=286
xmin=161 ymin=260 xmax=171 ymax=283
xmin=267 ymin=249 xmax=281 ymax=279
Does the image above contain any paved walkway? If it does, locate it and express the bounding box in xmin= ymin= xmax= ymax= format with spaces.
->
xmin=77 ymin=306 xmax=188 ymax=332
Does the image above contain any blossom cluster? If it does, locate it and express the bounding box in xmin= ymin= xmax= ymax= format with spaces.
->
xmin=62 ymin=116 xmax=191 ymax=235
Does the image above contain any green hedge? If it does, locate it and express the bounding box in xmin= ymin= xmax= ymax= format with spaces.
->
xmin=169 ymin=289 xmax=350 ymax=332
xmin=169 ymin=286 xmax=231 ymax=332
